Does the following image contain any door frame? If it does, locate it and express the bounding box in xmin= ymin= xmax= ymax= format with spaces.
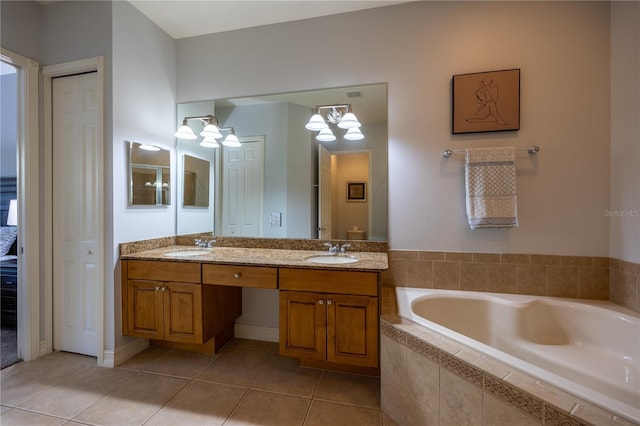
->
xmin=43 ymin=57 xmax=105 ymax=365
xmin=0 ymin=48 xmax=40 ymax=362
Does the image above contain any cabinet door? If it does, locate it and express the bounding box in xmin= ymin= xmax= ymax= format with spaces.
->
xmin=163 ymin=282 xmax=203 ymax=344
xmin=127 ymin=280 xmax=164 ymax=340
xmin=327 ymin=294 xmax=379 ymax=368
xmin=279 ymin=291 xmax=326 ymax=361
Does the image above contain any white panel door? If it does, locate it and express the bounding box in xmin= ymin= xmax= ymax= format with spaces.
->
xmin=52 ymin=73 xmax=99 ymax=356
xmin=221 ymin=138 xmax=264 ymax=237
xmin=318 ymin=145 xmax=332 ymax=239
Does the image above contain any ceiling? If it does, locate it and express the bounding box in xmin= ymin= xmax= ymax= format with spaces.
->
xmin=128 ymin=0 xmax=411 ymax=39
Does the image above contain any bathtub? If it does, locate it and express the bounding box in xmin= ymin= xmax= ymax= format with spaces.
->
xmin=395 ymin=288 xmax=640 ymax=424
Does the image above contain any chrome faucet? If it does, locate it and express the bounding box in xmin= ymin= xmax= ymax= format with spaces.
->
xmin=324 ymin=242 xmax=351 ymax=255
xmin=195 ymin=239 xmax=216 ymax=248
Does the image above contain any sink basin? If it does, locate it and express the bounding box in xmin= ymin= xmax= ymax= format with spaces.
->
xmin=164 ymin=250 xmax=210 ymax=258
xmin=306 ymin=255 xmax=358 ymax=264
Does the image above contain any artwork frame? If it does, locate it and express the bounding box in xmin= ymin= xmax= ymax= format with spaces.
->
xmin=452 ymin=68 xmax=520 ymax=134
xmin=347 ymin=181 xmax=366 ymax=202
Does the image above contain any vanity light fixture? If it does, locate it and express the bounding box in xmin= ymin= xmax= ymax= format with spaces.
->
xmin=175 ymin=115 xmax=241 ymax=149
xmin=305 ymin=104 xmax=364 ymax=141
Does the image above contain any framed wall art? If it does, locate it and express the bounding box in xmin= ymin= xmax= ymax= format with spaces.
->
xmin=452 ymin=68 xmax=520 ymax=134
xmin=347 ymin=182 xmax=366 ymax=202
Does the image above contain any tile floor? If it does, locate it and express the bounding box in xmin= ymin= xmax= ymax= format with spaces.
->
xmin=1 ymin=339 xmax=397 ymax=426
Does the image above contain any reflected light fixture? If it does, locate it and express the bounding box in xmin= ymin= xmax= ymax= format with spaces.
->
xmin=343 ymin=127 xmax=364 ymax=141
xmin=200 ymin=136 xmax=220 ymax=148
xmin=222 ymin=128 xmax=241 ymax=147
xmin=305 ymin=104 xmax=364 ymax=141
xmin=316 ymin=127 xmax=336 ymax=142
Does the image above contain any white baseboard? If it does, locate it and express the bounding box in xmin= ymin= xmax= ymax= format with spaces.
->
xmin=234 ymin=324 xmax=279 ymax=343
xmin=102 ymin=338 xmax=149 ymax=368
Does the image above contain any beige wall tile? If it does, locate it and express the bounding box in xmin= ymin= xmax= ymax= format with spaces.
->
xmin=388 ymin=250 xmax=420 ymax=260
xmin=487 ymin=264 xmax=517 ymax=294
xmin=460 ymin=263 xmax=488 ymax=292
xmin=446 ymin=252 xmax=473 ymax=262
xmin=380 ymin=335 xmax=408 ymax=426
xmin=530 ymin=255 xmax=562 ymax=266
xmin=482 ymin=392 xmax=541 ymax=426
xmin=406 ymin=346 xmax=439 ymax=425
xmin=579 ymin=267 xmax=609 ymax=299
xmin=621 ymin=260 xmax=640 ymax=275
xmin=407 ymin=259 xmax=433 ymax=287
xmin=501 ymin=254 xmax=530 ymax=264
xmin=439 ymin=367 xmax=482 ymax=425
xmin=383 ymin=259 xmax=407 ymax=287
xmin=473 ymin=253 xmax=501 ymax=263
xmin=517 ymin=265 xmax=547 ymax=296
xmin=420 ymin=251 xmax=445 ymax=261
xmin=562 ymin=256 xmax=593 ymax=267
xmin=434 ymin=261 xmax=460 ymax=290
xmin=547 ymin=266 xmax=579 ymax=298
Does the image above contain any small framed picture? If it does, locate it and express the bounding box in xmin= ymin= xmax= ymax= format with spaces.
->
xmin=452 ymin=68 xmax=520 ymax=134
xmin=347 ymin=182 xmax=366 ymax=202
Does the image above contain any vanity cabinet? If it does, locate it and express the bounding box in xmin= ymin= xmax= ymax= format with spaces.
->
xmin=278 ymin=268 xmax=379 ymax=369
xmin=122 ymin=260 xmax=241 ymax=349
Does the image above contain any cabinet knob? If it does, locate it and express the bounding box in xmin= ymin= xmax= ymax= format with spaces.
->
xmin=318 ymin=299 xmax=324 ymax=305
xmin=234 ymin=273 xmax=241 ymax=279
xmin=161 ymin=286 xmax=166 ymax=292
xmin=155 ymin=286 xmax=161 ymax=291
xmin=327 ymin=299 xmax=333 ymax=305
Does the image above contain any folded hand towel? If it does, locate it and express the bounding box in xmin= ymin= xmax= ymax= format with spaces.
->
xmin=465 ymin=147 xmax=518 ymax=229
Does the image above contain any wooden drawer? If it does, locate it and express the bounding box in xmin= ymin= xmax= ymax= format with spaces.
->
xmin=202 ymin=264 xmax=278 ymax=289
xmin=279 ymin=268 xmax=378 ymax=296
xmin=127 ymin=260 xmax=201 ymax=283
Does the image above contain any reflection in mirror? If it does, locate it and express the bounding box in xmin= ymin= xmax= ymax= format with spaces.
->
xmin=128 ymin=141 xmax=171 ymax=206
xmin=176 ymin=83 xmax=388 ymax=241
xmin=183 ymin=155 xmax=210 ymax=207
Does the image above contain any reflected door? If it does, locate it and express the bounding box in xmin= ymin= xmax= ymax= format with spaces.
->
xmin=221 ymin=138 xmax=264 ymax=236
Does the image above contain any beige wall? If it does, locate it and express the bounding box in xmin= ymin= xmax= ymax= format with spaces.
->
xmin=177 ymin=1 xmax=622 ymax=258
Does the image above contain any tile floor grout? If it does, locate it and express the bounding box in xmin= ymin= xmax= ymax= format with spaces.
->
xmin=1 ymin=339 xmax=392 ymax=426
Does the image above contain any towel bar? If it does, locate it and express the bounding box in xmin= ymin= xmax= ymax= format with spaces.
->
xmin=442 ymin=145 xmax=540 ymax=158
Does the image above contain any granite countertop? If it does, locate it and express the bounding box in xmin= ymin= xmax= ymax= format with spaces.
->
xmin=121 ymin=245 xmax=388 ymax=272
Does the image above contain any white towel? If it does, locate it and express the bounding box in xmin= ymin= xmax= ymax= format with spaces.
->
xmin=465 ymin=147 xmax=518 ymax=229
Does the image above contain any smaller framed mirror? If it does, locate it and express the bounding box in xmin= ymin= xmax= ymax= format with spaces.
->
xmin=128 ymin=141 xmax=171 ymax=206
xmin=183 ymin=154 xmax=210 ymax=207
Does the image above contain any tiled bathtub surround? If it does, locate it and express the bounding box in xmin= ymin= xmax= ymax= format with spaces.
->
xmin=382 ymin=250 xmax=640 ymax=314
xmin=380 ymin=318 xmax=637 ymax=426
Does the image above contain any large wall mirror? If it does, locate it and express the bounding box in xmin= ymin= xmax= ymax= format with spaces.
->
xmin=128 ymin=141 xmax=171 ymax=206
xmin=176 ymin=83 xmax=388 ymax=241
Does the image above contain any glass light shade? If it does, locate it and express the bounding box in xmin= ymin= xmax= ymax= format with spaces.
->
xmin=316 ymin=127 xmax=336 ymax=142
xmin=305 ymin=114 xmax=328 ymax=131
xmin=222 ymin=134 xmax=241 ymax=147
xmin=344 ymin=127 xmax=365 ymax=141
xmin=200 ymin=124 xmax=222 ymax=139
xmin=174 ymin=124 xmax=197 ymax=140
xmin=337 ymin=112 xmax=361 ymax=129
xmin=200 ymin=136 xmax=220 ymax=148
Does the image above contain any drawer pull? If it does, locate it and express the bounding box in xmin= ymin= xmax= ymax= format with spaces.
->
xmin=234 ymin=273 xmax=241 ymax=279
